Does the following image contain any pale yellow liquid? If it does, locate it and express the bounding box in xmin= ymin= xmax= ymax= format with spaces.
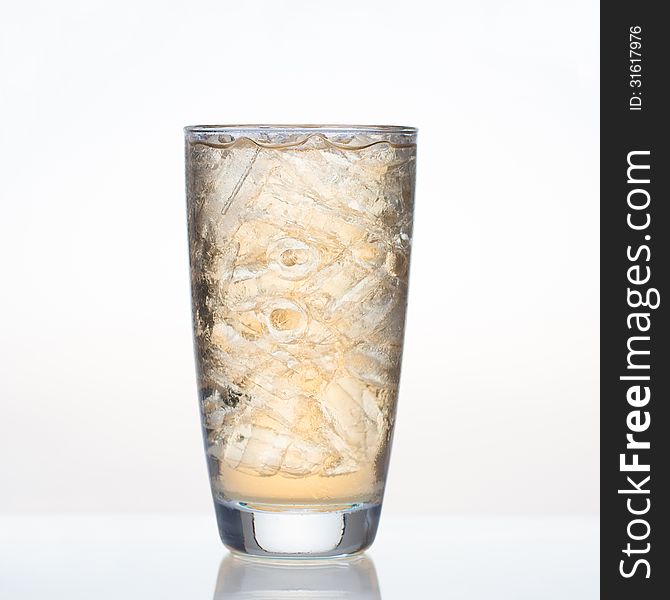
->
xmin=215 ymin=463 xmax=382 ymax=507
xmin=188 ymin=135 xmax=414 ymax=509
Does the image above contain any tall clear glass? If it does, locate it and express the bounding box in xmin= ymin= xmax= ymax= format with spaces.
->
xmin=184 ymin=125 xmax=417 ymax=557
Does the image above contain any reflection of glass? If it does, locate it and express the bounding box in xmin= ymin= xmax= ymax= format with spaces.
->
xmin=213 ymin=553 xmax=381 ymax=600
xmin=185 ymin=125 xmax=417 ymax=557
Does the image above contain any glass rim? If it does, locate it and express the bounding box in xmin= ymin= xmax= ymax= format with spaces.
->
xmin=184 ymin=124 xmax=418 ymax=135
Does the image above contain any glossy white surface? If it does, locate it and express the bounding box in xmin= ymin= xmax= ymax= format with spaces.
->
xmin=0 ymin=515 xmax=598 ymax=598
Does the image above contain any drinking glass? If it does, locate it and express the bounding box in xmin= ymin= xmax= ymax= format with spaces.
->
xmin=184 ymin=125 xmax=417 ymax=557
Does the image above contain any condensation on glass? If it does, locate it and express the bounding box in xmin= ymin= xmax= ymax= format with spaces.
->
xmin=185 ymin=125 xmax=417 ymax=557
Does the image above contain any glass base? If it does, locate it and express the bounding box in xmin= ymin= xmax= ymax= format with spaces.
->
xmin=213 ymin=499 xmax=381 ymax=558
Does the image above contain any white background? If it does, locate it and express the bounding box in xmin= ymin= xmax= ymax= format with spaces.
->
xmin=0 ymin=0 xmax=599 ymax=516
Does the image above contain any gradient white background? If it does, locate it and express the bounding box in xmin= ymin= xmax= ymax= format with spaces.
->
xmin=0 ymin=0 xmax=599 ymax=515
